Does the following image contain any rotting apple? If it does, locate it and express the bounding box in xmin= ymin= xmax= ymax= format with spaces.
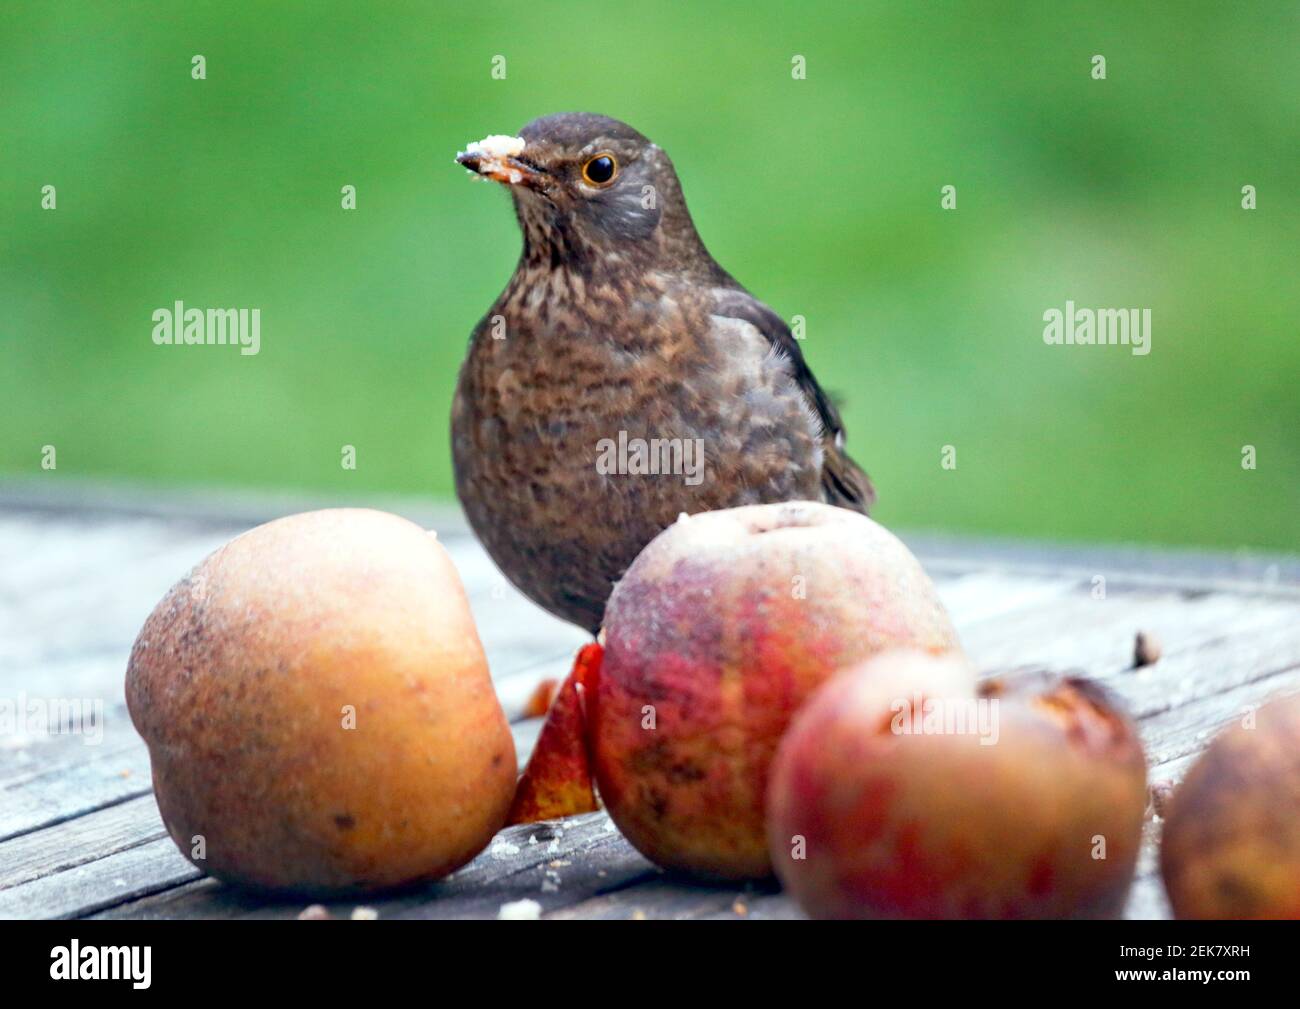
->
xmin=767 ymin=652 xmax=1148 ymax=918
xmin=1160 ymin=693 xmax=1300 ymax=919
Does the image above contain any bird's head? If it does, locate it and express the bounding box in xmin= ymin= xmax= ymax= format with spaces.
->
xmin=456 ymin=113 xmax=707 ymax=271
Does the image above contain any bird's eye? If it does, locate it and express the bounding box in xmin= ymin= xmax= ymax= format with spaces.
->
xmin=582 ymin=154 xmax=618 ymax=186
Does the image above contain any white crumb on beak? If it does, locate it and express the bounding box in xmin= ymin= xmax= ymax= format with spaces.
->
xmin=457 ymin=134 xmax=529 ymax=183
xmin=463 ymin=134 xmax=526 ymax=158
xmin=497 ymin=898 xmax=542 ymax=920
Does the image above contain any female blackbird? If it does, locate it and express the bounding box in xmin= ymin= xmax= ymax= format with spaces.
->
xmin=453 ymin=113 xmax=873 ymax=634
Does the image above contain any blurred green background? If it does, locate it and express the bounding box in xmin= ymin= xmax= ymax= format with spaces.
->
xmin=2 ymin=1 xmax=1297 ymax=549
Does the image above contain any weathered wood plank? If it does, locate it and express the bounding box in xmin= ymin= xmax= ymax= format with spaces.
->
xmin=911 ymin=532 xmax=1300 ymax=594
xmin=967 ymin=587 xmax=1292 ymax=680
xmin=0 ymin=795 xmax=165 ymax=891
xmin=0 ymin=531 xmax=234 ymax=669
xmin=0 ymin=513 xmax=581 ymax=690
xmin=92 ymin=813 xmax=653 ymax=921
xmin=933 ymin=571 xmax=1081 ymax=628
xmin=0 ymin=736 xmax=152 ymax=843
xmin=1104 ymin=621 xmax=1300 ymax=723
xmin=0 ymin=835 xmax=201 ymax=919
xmin=0 ymin=514 xmax=155 ymax=592
xmin=1139 ymin=667 xmax=1300 ymax=771
xmin=0 ymin=729 xmax=140 ymax=791
xmin=0 ymin=481 xmax=468 ymax=535
xmin=1123 ymin=819 xmax=1172 ymax=920
xmin=4 ymin=479 xmax=1295 ymax=583
xmin=545 ymin=876 xmax=795 ymax=920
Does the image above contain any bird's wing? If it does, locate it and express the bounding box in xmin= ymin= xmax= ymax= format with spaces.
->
xmin=711 ymin=287 xmax=876 ymax=513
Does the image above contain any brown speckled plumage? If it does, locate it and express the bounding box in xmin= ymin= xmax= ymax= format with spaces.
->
xmin=452 ymin=113 xmax=873 ymax=633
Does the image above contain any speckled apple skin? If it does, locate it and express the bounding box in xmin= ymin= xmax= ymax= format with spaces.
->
xmin=591 ymin=502 xmax=960 ymax=880
xmin=126 ymin=508 xmax=516 ymax=895
xmin=1161 ymin=693 xmax=1300 ymax=919
xmin=767 ymin=656 xmax=1147 ymax=918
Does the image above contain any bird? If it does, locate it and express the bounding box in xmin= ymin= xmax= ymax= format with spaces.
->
xmin=452 ymin=113 xmax=873 ymax=635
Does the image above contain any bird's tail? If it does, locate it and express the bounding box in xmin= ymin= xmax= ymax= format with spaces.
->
xmin=822 ymin=443 xmax=876 ymax=514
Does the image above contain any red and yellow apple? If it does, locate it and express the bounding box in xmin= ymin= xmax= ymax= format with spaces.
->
xmin=766 ymin=652 xmax=1148 ymax=918
xmin=586 ymin=502 xmax=960 ymax=879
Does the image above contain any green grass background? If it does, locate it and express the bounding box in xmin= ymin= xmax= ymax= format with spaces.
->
xmin=2 ymin=1 xmax=1297 ymax=549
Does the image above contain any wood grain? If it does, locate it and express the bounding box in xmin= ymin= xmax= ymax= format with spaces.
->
xmin=1 ymin=488 xmax=1296 ymax=921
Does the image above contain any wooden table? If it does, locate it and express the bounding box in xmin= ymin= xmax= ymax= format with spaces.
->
xmin=2 ymin=482 xmax=1297 ymax=920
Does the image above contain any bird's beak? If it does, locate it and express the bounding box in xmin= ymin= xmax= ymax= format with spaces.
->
xmin=456 ymin=138 xmax=548 ymax=191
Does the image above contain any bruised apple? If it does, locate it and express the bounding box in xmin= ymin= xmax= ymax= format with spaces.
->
xmin=1160 ymin=693 xmax=1300 ymax=919
xmin=766 ymin=653 xmax=1148 ymax=918
xmin=126 ymin=509 xmax=516 ymax=895
xmin=589 ymin=502 xmax=960 ymax=879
